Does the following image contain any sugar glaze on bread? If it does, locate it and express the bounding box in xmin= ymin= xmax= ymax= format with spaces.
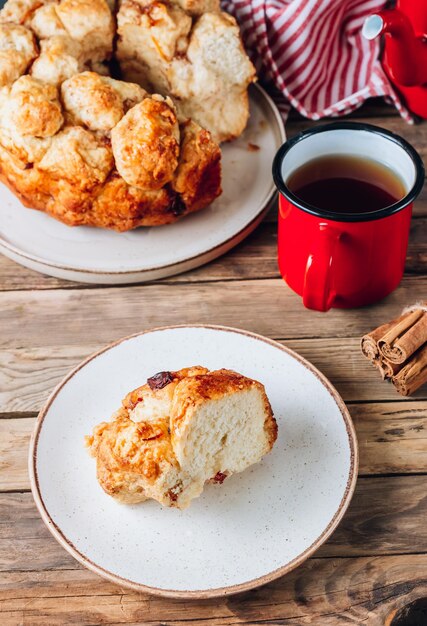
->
xmin=86 ymin=367 xmax=277 ymax=509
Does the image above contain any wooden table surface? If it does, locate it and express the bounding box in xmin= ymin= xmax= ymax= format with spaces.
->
xmin=1 ymin=101 xmax=426 ymax=626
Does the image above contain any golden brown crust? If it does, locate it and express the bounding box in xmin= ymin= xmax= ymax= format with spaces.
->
xmin=2 ymin=76 xmax=64 ymax=138
xmin=0 ymin=105 xmax=221 ymax=230
xmin=170 ymin=368 xmax=276 ymax=442
xmin=86 ymin=409 xmax=178 ymax=503
xmin=0 ymin=22 xmax=38 ymax=87
xmin=111 ymin=96 xmax=180 ymax=190
xmin=86 ymin=366 xmax=277 ymax=508
xmin=123 ymin=366 xmax=209 ymax=410
xmin=172 ymin=120 xmax=222 ymax=213
xmin=0 ymin=0 xmax=222 ymax=230
xmin=175 ymin=0 xmax=220 ymax=16
xmin=61 ymin=72 xmax=125 ymax=132
xmin=117 ymin=3 xmax=256 ymax=142
xmin=171 ymin=369 xmax=255 ymax=432
xmin=0 ymin=145 xmax=220 ymax=230
xmin=263 ymin=387 xmax=278 ymax=449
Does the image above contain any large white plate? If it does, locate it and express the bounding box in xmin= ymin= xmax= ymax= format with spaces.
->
xmin=0 ymin=85 xmax=284 ymax=284
xmin=29 ymin=325 xmax=358 ymax=598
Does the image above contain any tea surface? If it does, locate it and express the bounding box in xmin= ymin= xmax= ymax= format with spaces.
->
xmin=287 ymin=155 xmax=406 ymax=213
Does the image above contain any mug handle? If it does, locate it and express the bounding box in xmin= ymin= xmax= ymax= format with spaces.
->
xmin=303 ymin=224 xmax=341 ymax=312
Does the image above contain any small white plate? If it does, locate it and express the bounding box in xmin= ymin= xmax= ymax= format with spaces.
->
xmin=0 ymin=85 xmax=284 ymax=284
xmin=29 ymin=325 xmax=358 ymax=598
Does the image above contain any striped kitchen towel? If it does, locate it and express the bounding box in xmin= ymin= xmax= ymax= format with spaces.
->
xmin=222 ymin=0 xmax=412 ymax=122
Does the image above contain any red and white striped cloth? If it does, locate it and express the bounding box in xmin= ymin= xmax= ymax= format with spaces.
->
xmin=222 ymin=0 xmax=412 ymax=122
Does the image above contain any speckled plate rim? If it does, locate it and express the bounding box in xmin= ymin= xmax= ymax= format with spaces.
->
xmin=28 ymin=324 xmax=359 ymax=599
xmin=0 ymin=84 xmax=285 ymax=284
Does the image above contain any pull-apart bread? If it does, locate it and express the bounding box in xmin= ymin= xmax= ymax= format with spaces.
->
xmin=86 ymin=367 xmax=277 ymax=509
xmin=0 ymin=0 xmax=259 ymax=230
xmin=117 ymin=0 xmax=256 ymax=142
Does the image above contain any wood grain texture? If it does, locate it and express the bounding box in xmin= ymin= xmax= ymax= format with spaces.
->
xmin=0 ymin=345 xmax=92 ymax=414
xmin=1 ymin=402 xmax=426 ymax=491
xmin=1 ymin=277 xmax=427 ymax=351
xmin=350 ymin=402 xmax=427 ymax=475
xmin=1 ymin=476 xmax=426 ymax=575
xmin=0 ymin=417 xmax=33 ymax=491
xmin=0 ymin=554 xmax=426 ymax=626
xmin=406 ymin=217 xmax=427 ymax=273
xmin=2 ymin=339 xmax=426 ymax=416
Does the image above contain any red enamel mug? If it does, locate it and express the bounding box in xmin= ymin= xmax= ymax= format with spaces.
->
xmin=272 ymin=122 xmax=424 ymax=311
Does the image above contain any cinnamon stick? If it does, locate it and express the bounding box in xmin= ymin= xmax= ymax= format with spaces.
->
xmin=377 ymin=358 xmax=402 ymax=380
xmin=361 ymin=304 xmax=427 ymax=396
xmin=378 ymin=307 xmax=427 ymax=364
xmin=360 ymin=314 xmax=407 ymax=362
xmin=392 ymin=344 xmax=427 ymax=396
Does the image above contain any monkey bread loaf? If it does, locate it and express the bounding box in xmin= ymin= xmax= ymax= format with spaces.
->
xmin=0 ymin=0 xmax=255 ymax=231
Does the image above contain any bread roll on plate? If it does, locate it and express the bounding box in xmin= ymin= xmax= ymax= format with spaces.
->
xmin=86 ymin=366 xmax=277 ymax=509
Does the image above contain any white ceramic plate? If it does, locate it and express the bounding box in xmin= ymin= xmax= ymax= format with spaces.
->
xmin=30 ymin=325 xmax=358 ymax=598
xmin=0 ymin=85 xmax=284 ymax=284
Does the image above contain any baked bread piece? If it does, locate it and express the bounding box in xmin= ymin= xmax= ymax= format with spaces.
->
xmin=1 ymin=0 xmax=115 ymax=83
xmin=0 ymin=0 xmax=222 ymax=230
xmin=0 ymin=23 xmax=38 ymax=87
xmin=86 ymin=367 xmax=277 ymax=509
xmin=0 ymin=90 xmax=221 ymax=229
xmin=117 ymin=0 xmax=256 ymax=143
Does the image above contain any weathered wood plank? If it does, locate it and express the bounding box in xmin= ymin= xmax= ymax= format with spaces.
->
xmin=316 ymin=475 xmax=427 ymax=558
xmin=0 ymin=417 xmax=33 ymax=491
xmin=406 ymin=217 xmax=427 ymax=273
xmin=1 ymin=477 xmax=426 ymax=575
xmin=1 ymin=402 xmax=426 ymax=491
xmin=2 ymin=339 xmax=426 ymax=416
xmin=0 ymin=345 xmax=99 ymax=414
xmin=0 ymin=554 xmax=426 ymax=626
xmin=1 ymin=276 xmax=426 ymax=350
xmin=0 ymin=195 xmax=424 ymax=294
xmin=350 ymin=402 xmax=427 ymax=475
xmin=0 ymin=555 xmax=427 ymax=626
xmin=0 ymin=215 xmax=426 ymax=291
